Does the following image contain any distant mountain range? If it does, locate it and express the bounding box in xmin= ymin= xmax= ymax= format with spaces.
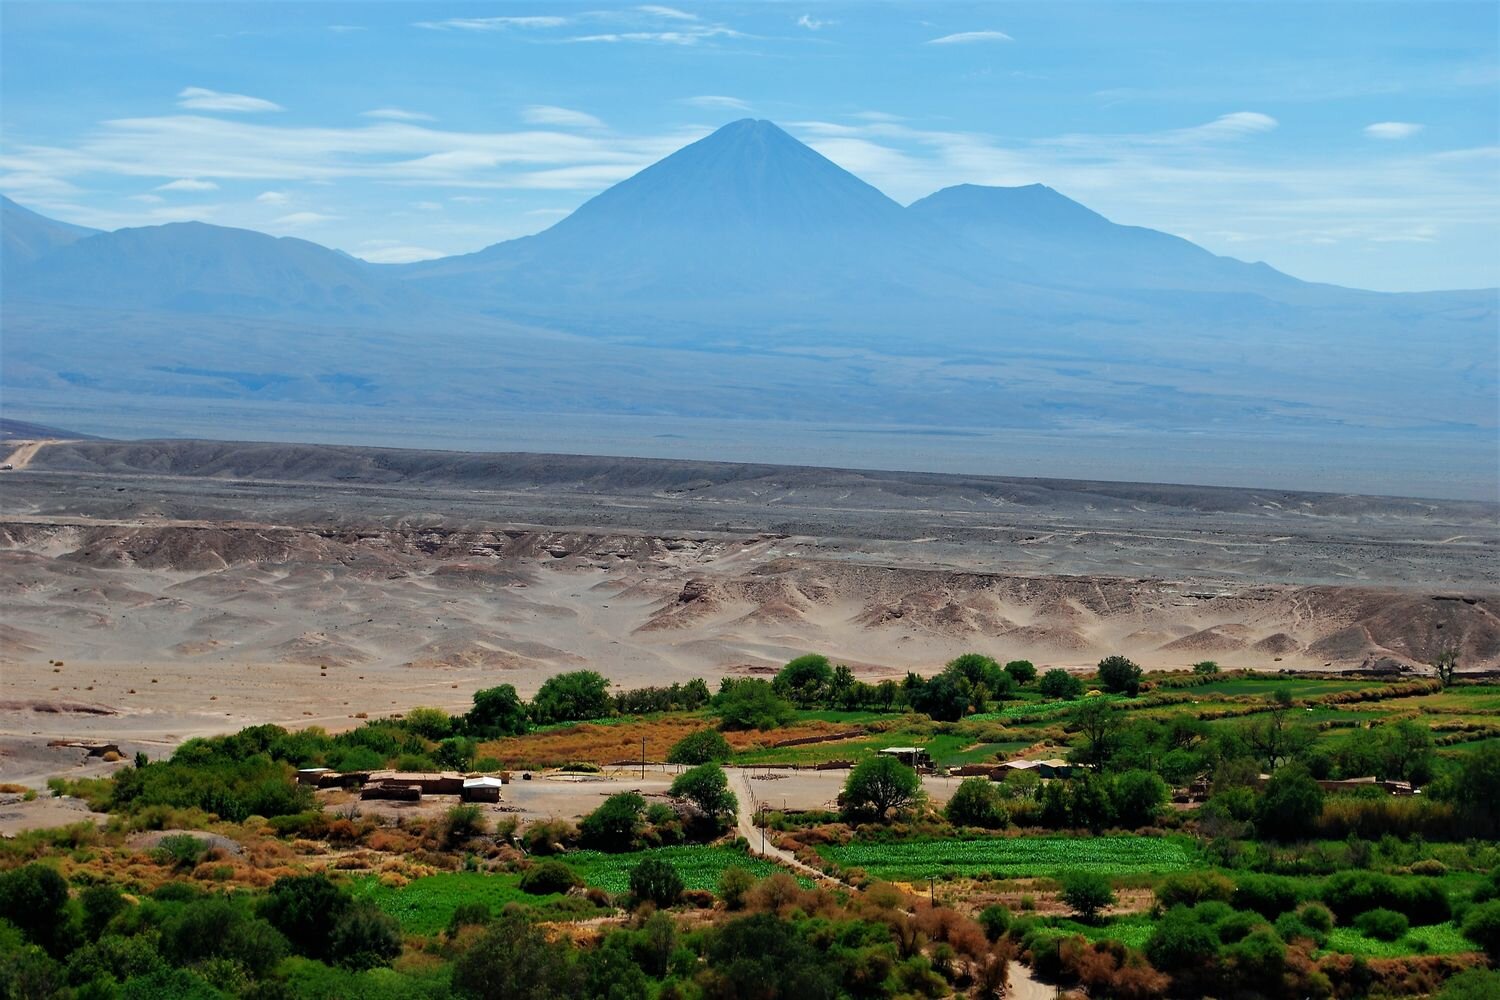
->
xmin=2 ymin=120 xmax=1495 ymax=497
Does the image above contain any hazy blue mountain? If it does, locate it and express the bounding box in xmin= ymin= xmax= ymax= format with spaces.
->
xmin=907 ymin=183 xmax=1297 ymax=293
xmin=406 ymin=120 xmax=998 ymax=335
xmin=1 ymin=195 xmax=100 ymax=273
xmin=1 ymin=120 xmax=1495 ymax=498
xmin=8 ymin=219 xmax=422 ymax=318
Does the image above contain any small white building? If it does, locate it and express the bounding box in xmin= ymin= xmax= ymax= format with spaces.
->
xmin=461 ymin=776 xmax=505 ymax=803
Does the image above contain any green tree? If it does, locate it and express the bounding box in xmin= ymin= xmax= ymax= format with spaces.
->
xmin=0 ymin=864 xmax=72 ymax=955
xmin=1003 ymin=660 xmax=1037 ymax=685
xmin=402 ymin=706 xmax=451 ymax=739
xmin=1095 ymin=655 xmax=1143 ymax=696
xmin=909 ymin=672 xmax=970 ymax=721
xmin=580 ymin=792 xmax=646 ymax=851
xmin=1193 ymin=660 xmax=1220 ymax=675
xmin=161 ymin=897 xmax=287 ymax=977
xmin=1070 ymin=697 xmax=1123 ymax=769
xmin=1111 ymin=769 xmax=1169 ymax=828
xmin=841 ymin=755 xmax=922 ymax=821
xmin=700 ymin=913 xmax=840 ymax=1000
xmin=628 ymin=857 xmax=684 ymax=909
xmin=435 ymin=736 xmax=477 ymax=771
xmin=1432 ymin=644 xmax=1459 ymax=687
xmin=1060 ymin=871 xmax=1116 ymax=922
xmin=713 ymin=679 xmax=795 ymax=731
xmin=466 ymin=685 xmax=528 ymax=737
xmin=329 ymin=899 xmax=403 ymax=970
xmin=1039 ymin=669 xmax=1084 ymax=700
xmin=451 ymin=912 xmax=578 ymax=999
xmin=667 ymin=728 xmax=732 ymax=765
xmin=579 ymin=935 xmax=651 ymax=1000
xmin=774 ymin=654 xmax=833 ymax=706
xmin=531 ymin=671 xmax=612 ymax=725
xmin=669 ymin=763 xmax=738 ymax=824
xmin=945 ymin=777 xmax=1008 ymax=828
xmin=1435 ymin=743 xmax=1500 ymax=837
xmin=259 ymin=873 xmax=349 ymax=962
xmin=1255 ymin=764 xmax=1324 ymax=841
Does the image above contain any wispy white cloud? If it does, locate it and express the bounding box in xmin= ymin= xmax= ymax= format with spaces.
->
xmin=414 ymin=15 xmax=568 ymax=31
xmin=637 ymin=5 xmax=697 ymax=20
xmin=1365 ymin=121 xmax=1424 ymax=140
xmin=354 ymin=239 xmax=446 ymax=263
xmin=569 ymin=27 xmax=742 ymax=45
xmin=273 ymin=211 xmax=335 ymax=227
xmin=927 ymin=30 xmax=1013 ymax=45
xmin=797 ymin=14 xmax=830 ymax=30
xmin=156 ymin=177 xmax=219 ymax=192
xmin=256 ymin=190 xmax=289 ymax=205
xmin=362 ymin=107 xmax=435 ymax=122
xmin=177 ymin=86 xmax=282 ymax=113
xmin=522 ymin=105 xmax=606 ymax=129
xmin=682 ymin=95 xmax=752 ymax=112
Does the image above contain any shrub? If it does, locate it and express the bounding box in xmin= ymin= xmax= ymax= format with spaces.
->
xmin=1146 ymin=905 xmax=1220 ymax=971
xmin=329 ymin=899 xmax=402 ymax=970
xmin=1298 ymin=902 xmax=1334 ymax=933
xmin=668 ymin=729 xmax=732 ymax=765
xmin=718 ymin=866 xmax=756 ymax=910
xmin=1061 ymin=871 xmax=1115 ymax=922
xmin=1095 ymin=655 xmax=1143 ymax=696
xmin=520 ymin=860 xmax=582 ymax=895
xmin=1233 ymin=875 xmax=1302 ymax=918
xmin=978 ymin=904 xmax=1012 ymax=942
xmin=1437 ymin=969 xmax=1500 ymax=999
xmin=581 ymin=793 xmax=646 ymax=851
xmin=451 ymin=913 xmax=576 ymax=998
xmin=1156 ymin=871 xmax=1236 ymax=910
xmin=1461 ymin=900 xmax=1500 ymax=960
xmin=1354 ymin=908 xmax=1409 ymax=941
xmin=444 ymin=804 xmax=487 ymax=846
xmin=629 ymin=857 xmax=684 ymax=908
xmin=161 ymin=897 xmax=288 ymax=977
xmin=1193 ymin=661 xmax=1220 ymax=675
xmin=1321 ymin=871 xmax=1451 ymax=925
xmin=945 ymin=778 xmax=1008 ymax=828
xmin=152 ymin=833 xmax=207 ymax=869
xmin=1039 ymin=669 xmax=1084 ymax=700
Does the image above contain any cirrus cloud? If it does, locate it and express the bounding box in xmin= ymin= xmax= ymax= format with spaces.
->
xmin=1365 ymin=121 xmax=1424 ymax=140
xmin=177 ymin=87 xmax=282 ymax=113
xmin=927 ymin=30 xmax=1013 ymax=45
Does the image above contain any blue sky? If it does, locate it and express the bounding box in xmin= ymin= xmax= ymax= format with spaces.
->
xmin=3 ymin=1 xmax=1496 ymax=290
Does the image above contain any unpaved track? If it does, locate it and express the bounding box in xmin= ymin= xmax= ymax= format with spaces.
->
xmin=729 ymin=767 xmax=848 ymax=887
xmin=1 ymin=439 xmax=65 ymax=470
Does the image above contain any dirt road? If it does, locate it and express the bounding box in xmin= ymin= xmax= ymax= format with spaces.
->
xmin=729 ymin=767 xmax=848 ymax=887
xmin=1 ymin=439 xmax=64 ymax=470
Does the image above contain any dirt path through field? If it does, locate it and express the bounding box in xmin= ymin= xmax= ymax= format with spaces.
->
xmin=729 ymin=767 xmax=849 ymax=887
xmin=1 ymin=439 xmax=65 ymax=470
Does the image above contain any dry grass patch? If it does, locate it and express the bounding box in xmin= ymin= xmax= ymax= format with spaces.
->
xmin=478 ymin=716 xmax=858 ymax=766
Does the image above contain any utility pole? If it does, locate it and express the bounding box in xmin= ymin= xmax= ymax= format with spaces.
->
xmin=929 ymin=875 xmax=935 ymax=905
xmin=640 ymin=736 xmax=646 ymax=780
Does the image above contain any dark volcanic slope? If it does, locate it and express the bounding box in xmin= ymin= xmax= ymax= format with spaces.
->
xmin=22 ymin=438 xmax=1498 ymax=519
xmin=6 ymin=437 xmax=1497 ymax=592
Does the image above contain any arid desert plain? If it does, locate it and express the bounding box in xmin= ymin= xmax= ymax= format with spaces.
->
xmin=2 ymin=430 xmax=1496 ymax=780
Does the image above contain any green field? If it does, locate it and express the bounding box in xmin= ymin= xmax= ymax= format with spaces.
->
xmin=818 ymin=836 xmax=1196 ymax=880
xmin=1323 ymin=922 xmax=1473 ymax=958
xmin=566 ymin=845 xmax=799 ymax=894
xmin=349 ymin=872 xmax=578 ymax=934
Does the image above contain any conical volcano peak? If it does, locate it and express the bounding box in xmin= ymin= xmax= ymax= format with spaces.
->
xmin=536 ymin=117 xmax=908 ymax=237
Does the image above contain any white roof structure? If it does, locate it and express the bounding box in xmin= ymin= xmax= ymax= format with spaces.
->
xmin=880 ymin=746 xmax=920 ymax=754
xmin=463 ymin=776 xmax=505 ymax=788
